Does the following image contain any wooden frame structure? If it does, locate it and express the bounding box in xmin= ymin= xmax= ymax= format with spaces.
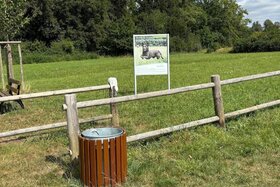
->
xmin=0 ymin=78 xmax=24 ymax=108
xmin=0 ymin=41 xmax=24 ymax=89
xmin=63 ymin=70 xmax=280 ymax=159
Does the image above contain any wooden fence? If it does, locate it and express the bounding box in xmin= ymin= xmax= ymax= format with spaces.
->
xmin=0 ymin=79 xmax=117 ymax=138
xmin=63 ymin=70 xmax=280 ymax=160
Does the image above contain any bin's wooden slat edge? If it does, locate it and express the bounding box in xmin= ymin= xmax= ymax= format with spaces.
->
xmin=121 ymin=132 xmax=127 ymax=182
xmin=89 ymin=140 xmax=96 ymax=187
xmin=110 ymin=139 xmax=116 ymax=187
xmin=96 ymin=141 xmax=103 ymax=186
xmin=103 ymin=139 xmax=110 ymax=186
xmin=116 ymin=137 xmax=122 ymax=183
xmin=79 ymin=137 xmax=85 ymax=183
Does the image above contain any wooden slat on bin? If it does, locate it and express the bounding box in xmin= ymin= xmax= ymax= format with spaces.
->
xmin=124 ymin=132 xmax=128 ymax=179
xmin=79 ymin=137 xmax=85 ymax=183
xmin=116 ymin=136 xmax=121 ymax=183
xmin=110 ymin=138 xmax=116 ymax=187
xmin=103 ymin=139 xmax=110 ymax=186
xmin=84 ymin=140 xmax=90 ymax=186
xmin=96 ymin=140 xmax=103 ymax=186
xmin=89 ymin=140 xmax=96 ymax=187
xmin=121 ymin=132 xmax=127 ymax=182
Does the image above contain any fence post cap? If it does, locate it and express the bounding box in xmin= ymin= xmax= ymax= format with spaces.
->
xmin=62 ymin=104 xmax=68 ymax=110
xmin=108 ymin=77 xmax=118 ymax=93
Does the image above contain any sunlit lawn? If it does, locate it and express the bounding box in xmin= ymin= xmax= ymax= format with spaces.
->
xmin=0 ymin=51 xmax=279 ymax=186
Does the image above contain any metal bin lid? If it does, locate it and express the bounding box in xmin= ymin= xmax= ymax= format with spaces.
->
xmin=81 ymin=127 xmax=123 ymax=140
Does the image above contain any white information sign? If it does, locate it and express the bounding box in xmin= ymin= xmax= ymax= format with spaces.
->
xmin=133 ymin=34 xmax=170 ymax=94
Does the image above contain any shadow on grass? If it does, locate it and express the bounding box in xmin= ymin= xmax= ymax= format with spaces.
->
xmin=45 ymin=154 xmax=80 ymax=181
xmin=128 ymin=133 xmax=174 ymax=147
xmin=0 ymin=126 xmax=67 ymax=144
xmin=225 ymin=105 xmax=280 ymax=123
xmin=117 ymin=90 xmax=135 ymax=96
xmin=0 ymin=102 xmax=18 ymax=114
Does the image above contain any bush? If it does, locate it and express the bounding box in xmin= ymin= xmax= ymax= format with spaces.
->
xmin=51 ymin=40 xmax=75 ymax=54
xmin=14 ymin=40 xmax=99 ymax=64
xmin=170 ymin=34 xmax=202 ymax=52
xmin=23 ymin=51 xmax=98 ymax=64
xmin=22 ymin=40 xmax=48 ymax=53
xmin=207 ymin=42 xmax=220 ymax=53
xmin=233 ymin=30 xmax=280 ymax=53
xmin=170 ymin=36 xmax=188 ymax=52
xmin=1 ymin=39 xmax=98 ymax=64
xmin=24 ymin=53 xmax=57 ymax=63
xmin=186 ymin=33 xmax=202 ymax=52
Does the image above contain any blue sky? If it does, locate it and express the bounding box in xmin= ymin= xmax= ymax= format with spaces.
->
xmin=237 ymin=0 xmax=280 ymax=24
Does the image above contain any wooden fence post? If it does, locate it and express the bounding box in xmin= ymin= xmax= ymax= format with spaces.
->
xmin=18 ymin=44 xmax=24 ymax=88
xmin=6 ymin=44 xmax=14 ymax=79
xmin=108 ymin=77 xmax=119 ymax=127
xmin=65 ymin=94 xmax=80 ymax=160
xmin=211 ymin=75 xmax=225 ymax=128
xmin=0 ymin=46 xmax=5 ymax=89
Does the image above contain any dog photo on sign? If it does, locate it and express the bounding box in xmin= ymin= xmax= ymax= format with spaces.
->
xmin=141 ymin=43 xmax=164 ymax=60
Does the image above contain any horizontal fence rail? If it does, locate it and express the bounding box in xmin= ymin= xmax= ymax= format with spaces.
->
xmin=63 ymin=83 xmax=215 ymax=110
xmin=0 ymin=114 xmax=112 ymax=138
xmin=0 ymin=84 xmax=110 ymax=102
xmin=0 ymin=41 xmax=21 ymax=44
xmin=63 ymin=70 xmax=280 ymax=110
xmin=221 ymin=70 xmax=280 ymax=85
xmin=225 ymin=99 xmax=280 ymax=119
xmin=0 ymin=81 xmax=116 ymax=139
xmin=127 ymin=99 xmax=280 ymax=143
xmin=127 ymin=116 xmax=220 ymax=142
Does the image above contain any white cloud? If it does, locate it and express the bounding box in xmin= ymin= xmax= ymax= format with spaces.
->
xmin=236 ymin=0 xmax=280 ymax=24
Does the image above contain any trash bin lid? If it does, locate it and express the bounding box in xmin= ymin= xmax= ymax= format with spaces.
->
xmin=81 ymin=127 xmax=123 ymax=139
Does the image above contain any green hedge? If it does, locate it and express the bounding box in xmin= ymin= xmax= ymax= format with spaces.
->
xmin=233 ymin=30 xmax=280 ymax=53
xmin=23 ymin=52 xmax=98 ymax=64
xmin=0 ymin=40 xmax=98 ymax=64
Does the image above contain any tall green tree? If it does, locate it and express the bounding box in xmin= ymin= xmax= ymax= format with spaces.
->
xmin=22 ymin=0 xmax=61 ymax=45
xmin=0 ymin=0 xmax=29 ymax=40
xmin=251 ymin=21 xmax=263 ymax=32
xmin=196 ymin=0 xmax=247 ymax=46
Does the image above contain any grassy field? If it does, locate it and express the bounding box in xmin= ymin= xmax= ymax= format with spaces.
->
xmin=0 ymin=51 xmax=280 ymax=186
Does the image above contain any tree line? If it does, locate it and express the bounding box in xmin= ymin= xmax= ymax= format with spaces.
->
xmin=1 ymin=0 xmax=250 ymax=55
xmin=3 ymin=0 xmax=278 ymax=55
xmin=233 ymin=19 xmax=280 ymax=53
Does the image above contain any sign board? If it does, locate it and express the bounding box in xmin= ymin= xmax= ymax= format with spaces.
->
xmin=133 ymin=34 xmax=170 ymax=94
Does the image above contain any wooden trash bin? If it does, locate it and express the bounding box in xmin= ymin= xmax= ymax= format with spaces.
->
xmin=79 ymin=128 xmax=127 ymax=187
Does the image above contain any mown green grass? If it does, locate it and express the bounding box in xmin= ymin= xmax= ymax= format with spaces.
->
xmin=0 ymin=51 xmax=280 ymax=186
xmin=126 ymin=108 xmax=280 ymax=186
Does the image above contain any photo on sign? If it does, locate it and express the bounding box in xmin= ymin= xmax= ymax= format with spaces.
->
xmin=134 ymin=34 xmax=169 ymax=75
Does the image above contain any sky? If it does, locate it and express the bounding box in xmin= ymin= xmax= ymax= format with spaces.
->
xmin=237 ymin=0 xmax=280 ymax=24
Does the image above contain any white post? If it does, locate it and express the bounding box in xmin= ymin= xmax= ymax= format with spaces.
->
xmin=65 ymin=94 xmax=80 ymax=160
xmin=18 ymin=44 xmax=24 ymax=88
xmin=133 ymin=35 xmax=137 ymax=95
xmin=167 ymin=34 xmax=170 ymax=90
xmin=0 ymin=46 xmax=5 ymax=89
xmin=108 ymin=77 xmax=119 ymax=126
